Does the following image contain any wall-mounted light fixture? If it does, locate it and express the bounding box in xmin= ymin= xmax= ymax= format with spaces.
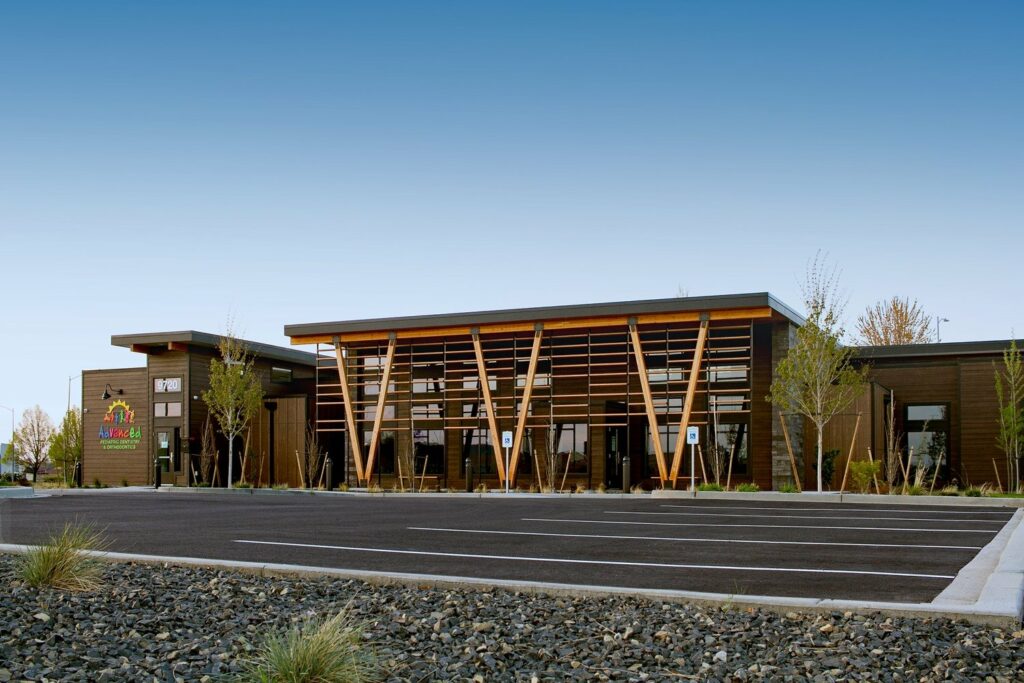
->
xmin=101 ymin=384 xmax=123 ymax=400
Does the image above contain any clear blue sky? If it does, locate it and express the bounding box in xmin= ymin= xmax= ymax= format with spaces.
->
xmin=1 ymin=1 xmax=1022 ymax=437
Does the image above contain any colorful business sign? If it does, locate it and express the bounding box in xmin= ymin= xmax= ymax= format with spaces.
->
xmin=99 ymin=399 xmax=142 ymax=450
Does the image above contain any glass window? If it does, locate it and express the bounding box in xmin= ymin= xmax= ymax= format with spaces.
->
xmin=271 ymin=367 xmax=292 ymax=384
xmin=364 ymin=430 xmax=396 ymax=474
xmin=154 ymin=402 xmax=167 ymax=418
xmin=907 ymin=405 xmax=946 ymax=422
xmin=413 ymin=429 xmax=445 ymax=475
xmin=709 ymin=365 xmax=748 ymax=383
xmin=412 ymin=364 xmax=445 ymax=393
xmin=516 ymin=359 xmax=552 ymax=387
xmin=363 ymin=356 xmax=395 ymax=396
xmin=166 ymin=402 xmax=182 ymax=418
xmin=713 ymin=422 xmax=748 ymax=475
xmin=363 ymin=404 xmax=395 ymax=421
xmin=553 ymin=423 xmax=588 ymax=474
xmin=645 ymin=425 xmax=678 ymax=476
xmin=463 ymin=403 xmax=487 ymax=418
xmin=646 ymin=356 xmax=683 ymax=384
xmin=652 ymin=397 xmax=682 ymax=414
xmin=412 ymin=402 xmax=443 ymax=419
xmin=709 ymin=394 xmax=746 ymax=412
xmin=908 ymin=431 xmax=948 ymax=470
xmin=461 ymin=429 xmax=496 ymax=475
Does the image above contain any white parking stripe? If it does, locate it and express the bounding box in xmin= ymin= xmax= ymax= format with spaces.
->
xmin=523 ymin=518 xmax=997 ymax=534
xmin=408 ymin=526 xmax=982 ymax=550
xmin=233 ymin=539 xmax=956 ymax=580
xmin=660 ymin=504 xmax=1013 ymax=516
xmin=611 ymin=511 xmax=1005 ymax=524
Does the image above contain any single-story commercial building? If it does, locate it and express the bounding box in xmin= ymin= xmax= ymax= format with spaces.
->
xmin=81 ymin=294 xmax=1019 ymax=491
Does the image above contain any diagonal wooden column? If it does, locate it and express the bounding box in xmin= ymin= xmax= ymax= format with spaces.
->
xmin=333 ymin=338 xmax=365 ymax=485
xmin=364 ymin=334 xmax=397 ymax=483
xmin=509 ymin=326 xmax=543 ymax=486
xmin=670 ymin=318 xmax=710 ymax=487
xmin=629 ymin=320 xmax=668 ymax=485
xmin=471 ymin=329 xmax=506 ymax=483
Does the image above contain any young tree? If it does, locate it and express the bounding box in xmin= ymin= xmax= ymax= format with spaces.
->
xmin=4 ymin=406 xmax=55 ymax=482
xmin=769 ymin=254 xmax=868 ymax=492
xmin=202 ymin=331 xmax=264 ymax=487
xmin=856 ymin=297 xmax=933 ymax=346
xmin=49 ymin=407 xmax=83 ymax=486
xmin=995 ymin=339 xmax=1023 ymax=491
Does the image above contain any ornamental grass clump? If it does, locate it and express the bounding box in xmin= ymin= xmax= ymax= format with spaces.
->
xmin=18 ymin=523 xmax=107 ymax=592
xmin=236 ymin=610 xmax=379 ymax=683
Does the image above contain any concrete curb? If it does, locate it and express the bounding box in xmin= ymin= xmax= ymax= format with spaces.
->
xmin=650 ymin=489 xmax=1024 ymax=508
xmin=153 ymin=487 xmax=646 ymax=500
xmin=2 ymin=520 xmax=1021 ymax=627
xmin=0 ymin=487 xmax=34 ymax=499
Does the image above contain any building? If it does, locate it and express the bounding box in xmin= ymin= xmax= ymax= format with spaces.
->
xmin=82 ymin=331 xmax=316 ymax=487
xmin=79 ymin=295 xmax=1019 ymax=492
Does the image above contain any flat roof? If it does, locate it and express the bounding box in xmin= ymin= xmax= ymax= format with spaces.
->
xmin=854 ymin=339 xmax=1023 ymax=360
xmin=111 ymin=331 xmax=316 ymax=366
xmin=285 ymin=292 xmax=805 ymax=340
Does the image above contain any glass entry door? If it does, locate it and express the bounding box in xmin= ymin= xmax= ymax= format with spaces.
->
xmin=605 ymin=426 xmax=626 ymax=489
xmin=155 ymin=428 xmax=179 ymax=485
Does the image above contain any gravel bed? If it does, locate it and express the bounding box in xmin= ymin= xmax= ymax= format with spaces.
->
xmin=0 ymin=555 xmax=1021 ymax=682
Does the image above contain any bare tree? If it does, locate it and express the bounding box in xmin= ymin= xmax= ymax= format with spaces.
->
xmin=4 ymin=406 xmax=55 ymax=481
xmin=202 ymin=328 xmax=264 ymax=487
xmin=882 ymin=391 xmax=903 ymax=488
xmin=769 ymin=254 xmax=867 ymax=492
xmin=856 ymin=297 xmax=933 ymax=345
xmin=995 ymin=339 xmax=1023 ymax=491
xmin=296 ymin=423 xmax=326 ymax=489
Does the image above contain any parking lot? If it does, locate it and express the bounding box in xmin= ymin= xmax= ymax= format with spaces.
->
xmin=0 ymin=491 xmax=1016 ymax=603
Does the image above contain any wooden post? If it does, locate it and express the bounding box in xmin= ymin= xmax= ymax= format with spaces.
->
xmin=509 ymin=327 xmax=543 ymax=486
xmin=471 ymin=330 xmax=506 ymax=484
xmin=364 ymin=335 xmax=397 ymax=484
xmin=725 ymin=442 xmax=735 ymax=490
xmin=838 ymin=413 xmax=861 ymax=492
xmin=901 ymin=447 xmax=913 ymax=495
xmin=560 ymin=451 xmax=572 ymax=492
xmin=929 ymin=452 xmax=942 ymax=494
xmin=697 ymin=443 xmax=707 ymax=482
xmin=629 ymin=320 xmax=669 ymax=485
xmin=333 ymin=339 xmax=366 ymax=485
xmin=669 ymin=318 xmax=709 ymax=487
xmin=419 ymin=456 xmax=430 ymax=492
xmin=779 ymin=413 xmax=801 ymax=492
xmin=992 ymin=458 xmax=1003 ymax=492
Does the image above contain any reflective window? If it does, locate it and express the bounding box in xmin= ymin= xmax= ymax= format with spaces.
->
xmin=554 ymin=423 xmax=588 ymax=474
xmin=413 ymin=429 xmax=445 ymax=475
xmin=364 ymin=431 xmax=396 ymax=475
xmin=709 ymin=365 xmax=748 ymax=383
xmin=907 ymin=405 xmax=946 ymax=422
xmin=271 ymin=367 xmax=292 ymax=384
xmin=646 ymin=425 xmax=678 ymax=476
xmin=904 ymin=404 xmax=950 ymax=471
xmin=166 ymin=402 xmax=182 ymax=418
xmin=709 ymin=394 xmax=746 ymax=412
xmin=461 ymin=429 xmax=496 ymax=475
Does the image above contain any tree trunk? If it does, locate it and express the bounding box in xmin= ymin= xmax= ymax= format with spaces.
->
xmin=817 ymin=428 xmax=824 ymax=493
xmin=227 ymin=434 xmax=234 ymax=488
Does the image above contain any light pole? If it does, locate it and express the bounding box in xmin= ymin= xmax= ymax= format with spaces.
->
xmin=936 ymin=317 xmax=950 ymax=343
xmin=67 ymin=374 xmax=81 ymax=414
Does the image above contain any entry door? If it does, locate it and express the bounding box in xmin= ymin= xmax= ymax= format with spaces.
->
xmin=605 ymin=426 xmax=626 ymax=489
xmin=155 ymin=428 xmax=180 ymax=482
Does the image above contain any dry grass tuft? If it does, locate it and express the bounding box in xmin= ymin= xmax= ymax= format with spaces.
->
xmin=18 ymin=523 xmax=108 ymax=592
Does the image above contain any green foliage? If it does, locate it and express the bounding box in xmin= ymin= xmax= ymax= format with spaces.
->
xmin=236 ymin=609 xmax=379 ymax=683
xmin=906 ymin=484 xmax=926 ymax=496
xmin=735 ymin=482 xmax=760 ymax=492
xmin=964 ymin=487 xmax=983 ymax=497
xmin=848 ymin=460 xmax=880 ymax=493
xmin=121 ymin=478 xmax=129 ymax=487
xmin=778 ymin=483 xmax=800 ymax=493
xmin=768 ymin=255 xmax=867 ymax=492
xmin=994 ymin=339 xmax=1023 ymax=490
xmin=698 ymin=482 xmax=725 ymax=491
xmin=811 ymin=449 xmax=840 ymax=489
xmin=202 ymin=329 xmax=265 ymax=488
xmin=7 ymin=405 xmax=56 ymax=480
xmin=18 ymin=524 xmax=107 ymax=592
xmin=92 ymin=477 xmax=102 ymax=488
xmin=49 ymin=407 xmax=83 ymax=485
xmin=336 ymin=482 xmax=350 ymax=492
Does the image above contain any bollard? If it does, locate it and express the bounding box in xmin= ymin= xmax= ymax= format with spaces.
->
xmin=622 ymin=455 xmax=630 ymax=492
xmin=325 ymin=458 xmax=333 ymax=491
xmin=154 ymin=458 xmax=161 ymax=489
xmin=465 ymin=458 xmax=473 ymax=493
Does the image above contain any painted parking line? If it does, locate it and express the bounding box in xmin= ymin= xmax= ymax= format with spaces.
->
xmin=408 ymin=526 xmax=983 ymax=550
xmin=611 ymin=511 xmax=1007 ymax=524
xmin=524 ymin=518 xmax=998 ymax=534
xmin=660 ymin=504 xmax=1014 ymax=516
xmin=233 ymin=539 xmax=957 ymax=580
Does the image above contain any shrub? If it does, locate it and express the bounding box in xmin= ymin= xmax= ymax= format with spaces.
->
xmin=735 ymin=483 xmax=760 ymax=493
xmin=938 ymin=485 xmax=961 ymax=496
xmin=92 ymin=477 xmax=103 ymax=488
xmin=195 ymin=482 xmax=211 ymax=488
xmin=336 ymin=482 xmax=350 ymax=492
xmin=964 ymin=487 xmax=982 ymax=497
xmin=233 ymin=481 xmax=253 ymax=489
xmin=272 ymin=484 xmax=289 ymax=490
xmin=596 ymin=483 xmax=607 ymax=493
xmin=236 ymin=609 xmax=379 ymax=683
xmin=630 ymin=484 xmax=646 ymax=495
xmin=18 ymin=524 xmax=107 ymax=592
xmin=848 ymin=460 xmax=881 ymax=493
xmin=906 ymin=484 xmax=926 ymax=496
xmin=121 ymin=478 xmax=129 ymax=487
xmin=574 ymin=483 xmax=587 ymax=494
xmin=475 ymin=483 xmax=489 ymax=493
xmin=811 ymin=449 xmax=840 ymax=490
xmin=778 ymin=483 xmax=800 ymax=493
xmin=698 ymin=482 xmax=725 ymax=491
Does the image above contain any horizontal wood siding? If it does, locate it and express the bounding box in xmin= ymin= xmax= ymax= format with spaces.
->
xmin=82 ymin=368 xmax=148 ymax=486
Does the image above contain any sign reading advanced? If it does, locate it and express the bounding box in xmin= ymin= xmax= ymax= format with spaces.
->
xmin=99 ymin=400 xmax=142 ymax=450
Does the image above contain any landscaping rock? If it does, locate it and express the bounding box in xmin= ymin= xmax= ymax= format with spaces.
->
xmin=0 ymin=555 xmax=1021 ymax=681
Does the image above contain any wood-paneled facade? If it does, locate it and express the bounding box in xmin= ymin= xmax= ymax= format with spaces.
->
xmin=288 ymin=294 xmax=804 ymax=490
xmin=82 ymin=331 xmax=316 ymax=487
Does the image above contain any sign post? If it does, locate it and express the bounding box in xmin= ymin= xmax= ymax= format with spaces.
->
xmin=686 ymin=426 xmax=700 ymax=492
xmin=501 ymin=431 xmax=514 ymax=493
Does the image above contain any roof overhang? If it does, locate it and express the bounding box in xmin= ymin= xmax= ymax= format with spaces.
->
xmin=853 ymin=339 xmax=1023 ymax=360
xmin=285 ymin=292 xmax=805 ymax=345
xmin=111 ymin=330 xmax=316 ymax=366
